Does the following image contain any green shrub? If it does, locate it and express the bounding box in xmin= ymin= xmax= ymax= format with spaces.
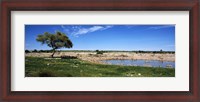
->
xmin=25 ymin=50 xmax=30 ymax=53
xmin=96 ymin=50 xmax=104 ymax=54
xmin=32 ymin=49 xmax=38 ymax=53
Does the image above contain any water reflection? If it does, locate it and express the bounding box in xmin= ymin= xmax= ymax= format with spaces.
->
xmin=101 ymin=59 xmax=175 ymax=68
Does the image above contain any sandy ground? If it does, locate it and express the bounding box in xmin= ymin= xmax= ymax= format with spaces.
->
xmin=26 ymin=52 xmax=175 ymax=64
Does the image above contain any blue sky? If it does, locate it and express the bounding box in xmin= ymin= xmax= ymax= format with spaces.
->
xmin=25 ymin=25 xmax=175 ymax=51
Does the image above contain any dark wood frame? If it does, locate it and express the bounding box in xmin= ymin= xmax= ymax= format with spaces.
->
xmin=0 ymin=0 xmax=199 ymax=102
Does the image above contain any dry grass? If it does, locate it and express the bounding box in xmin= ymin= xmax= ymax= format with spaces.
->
xmin=26 ymin=52 xmax=175 ymax=64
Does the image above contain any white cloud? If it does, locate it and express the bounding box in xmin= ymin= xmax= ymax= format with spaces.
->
xmin=148 ymin=25 xmax=175 ymax=30
xmin=61 ymin=25 xmax=65 ymax=29
xmin=60 ymin=25 xmax=113 ymax=37
xmin=73 ymin=25 xmax=113 ymax=36
xmin=60 ymin=25 xmax=72 ymax=34
xmin=75 ymin=26 xmax=103 ymax=35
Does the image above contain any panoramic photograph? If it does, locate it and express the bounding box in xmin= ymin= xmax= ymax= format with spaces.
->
xmin=25 ymin=25 xmax=175 ymax=77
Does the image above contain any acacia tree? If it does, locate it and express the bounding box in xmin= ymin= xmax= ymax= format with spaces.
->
xmin=36 ymin=31 xmax=73 ymax=58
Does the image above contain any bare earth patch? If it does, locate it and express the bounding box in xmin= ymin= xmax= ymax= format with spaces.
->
xmin=26 ymin=52 xmax=175 ymax=64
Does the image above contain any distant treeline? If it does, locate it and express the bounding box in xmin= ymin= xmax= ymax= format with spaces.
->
xmin=25 ymin=49 xmax=94 ymax=53
xmin=25 ymin=49 xmax=53 ymax=53
xmin=133 ymin=50 xmax=175 ymax=54
xmin=95 ymin=50 xmax=175 ymax=54
xmin=25 ymin=49 xmax=175 ymax=54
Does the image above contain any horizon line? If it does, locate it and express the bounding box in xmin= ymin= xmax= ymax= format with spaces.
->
xmin=25 ymin=49 xmax=175 ymax=52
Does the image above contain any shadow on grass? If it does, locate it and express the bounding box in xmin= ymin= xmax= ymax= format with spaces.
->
xmin=39 ymin=71 xmax=55 ymax=77
xmin=61 ymin=56 xmax=78 ymax=59
xmin=38 ymin=70 xmax=74 ymax=77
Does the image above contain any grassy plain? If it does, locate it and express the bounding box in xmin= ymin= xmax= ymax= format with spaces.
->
xmin=25 ymin=57 xmax=175 ymax=77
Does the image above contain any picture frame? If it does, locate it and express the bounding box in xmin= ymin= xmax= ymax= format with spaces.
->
xmin=0 ymin=0 xmax=199 ymax=102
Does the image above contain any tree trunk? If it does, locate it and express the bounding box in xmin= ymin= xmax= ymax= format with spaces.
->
xmin=51 ymin=49 xmax=56 ymax=58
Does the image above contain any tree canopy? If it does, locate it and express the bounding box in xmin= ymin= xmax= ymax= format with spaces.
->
xmin=36 ymin=31 xmax=73 ymax=57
